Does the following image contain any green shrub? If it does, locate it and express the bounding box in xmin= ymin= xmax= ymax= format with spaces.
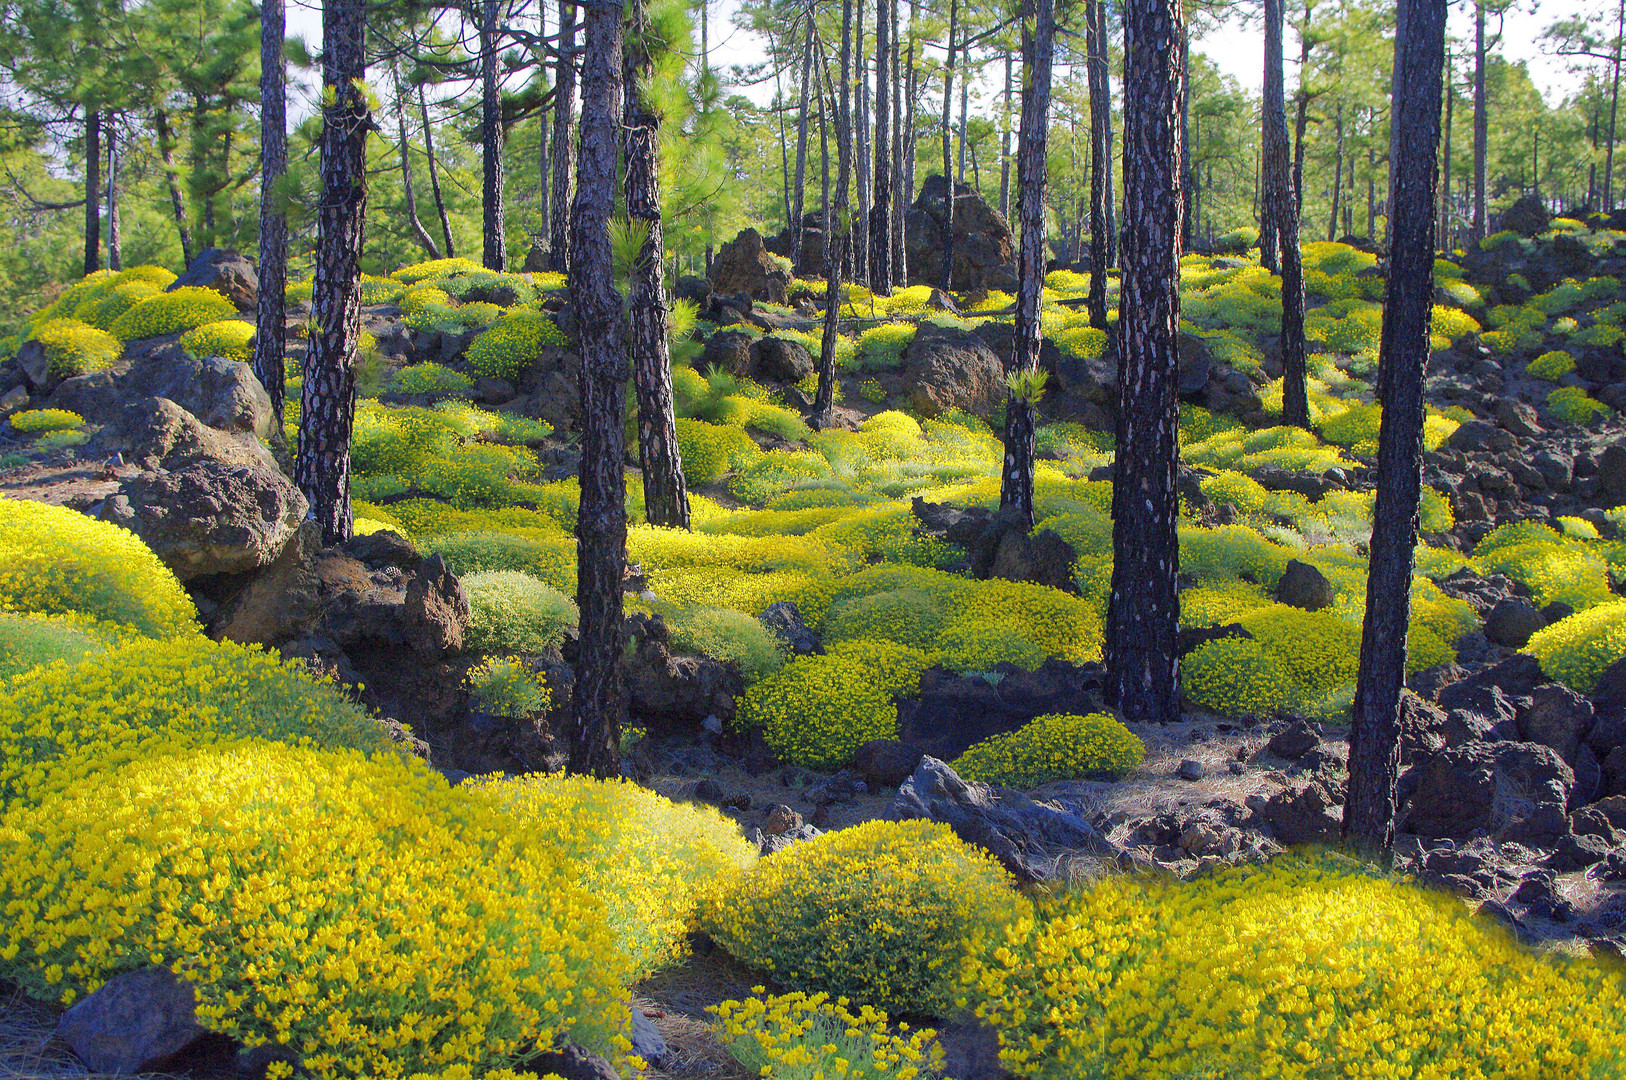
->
xmin=25 ymin=319 xmax=121 ymax=378
xmin=466 ymin=310 xmax=567 ymax=379
xmin=1527 ymin=601 xmax=1626 ymax=694
xmin=0 ymin=612 xmax=109 ymax=681
xmin=955 ymin=712 xmax=1144 ymax=788
xmin=704 ymin=819 xmax=1027 ymax=1015
xmin=8 ymin=409 xmax=82 ymax=434
xmin=664 ymin=606 xmax=787 ymax=683
xmin=1183 ymin=636 xmax=1294 ymax=716
xmin=854 ymin=322 xmax=917 ymax=370
xmin=463 ymin=570 xmax=578 ymax=653
xmin=466 ymin=655 xmax=552 ymax=716
xmin=428 ymin=530 xmax=576 ymax=593
xmin=821 ymin=587 xmax=946 ymax=651
xmin=677 ymin=419 xmax=761 ymax=485
xmin=1547 ymin=386 xmax=1609 ymax=424
xmin=1528 ymin=350 xmax=1577 ymax=380
xmin=108 ymin=287 xmax=236 ymax=341
xmin=391 ymin=362 xmax=475 ymax=397
xmin=178 ymin=319 xmax=255 ymax=364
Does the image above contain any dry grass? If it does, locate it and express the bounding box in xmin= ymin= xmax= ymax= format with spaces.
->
xmin=635 ymin=946 xmax=771 ymax=1080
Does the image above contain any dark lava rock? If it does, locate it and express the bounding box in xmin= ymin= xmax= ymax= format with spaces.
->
xmin=1177 ymin=759 xmax=1205 ymax=781
xmin=1274 ymin=559 xmax=1335 ymax=611
xmin=168 ymin=247 xmax=258 ymax=310
xmin=55 ymin=966 xmax=208 ymax=1076
xmin=752 ymin=335 xmax=815 ymax=383
xmin=1252 ymin=778 xmax=1344 ymax=844
xmin=1500 ymin=194 xmax=1552 ymax=237
xmin=1483 ymin=599 xmax=1546 ymax=648
xmin=759 ymin=600 xmax=822 ymax=655
xmin=855 ymin=738 xmax=925 ymax=790
xmin=708 ymin=227 xmax=792 ymax=304
xmin=1406 ymin=739 xmax=1574 ymax=841
xmin=897 ymin=659 xmax=1104 ymax=760
xmin=1267 ymin=719 xmax=1321 ymax=760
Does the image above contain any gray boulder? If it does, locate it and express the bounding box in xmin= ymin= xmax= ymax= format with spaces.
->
xmin=55 ymin=966 xmax=207 ymax=1076
xmin=1406 ymin=739 xmax=1575 ymax=841
xmin=123 ymin=347 xmax=274 ymax=437
xmin=167 ymin=247 xmax=258 ymax=310
xmin=1274 ymin=559 xmax=1334 ymax=611
xmin=902 ymin=321 xmax=1008 ymax=418
xmin=752 ymin=335 xmax=815 ymax=383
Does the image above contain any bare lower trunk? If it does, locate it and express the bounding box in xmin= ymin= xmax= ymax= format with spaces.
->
xmin=814 ymin=41 xmax=847 ymax=424
xmin=855 ymin=0 xmax=871 ymax=285
xmin=480 ymin=0 xmax=507 ymax=270
xmin=154 ymin=110 xmax=196 ymax=267
xmin=939 ymin=0 xmax=957 ymax=290
xmin=791 ymin=23 xmax=813 ymax=268
xmin=568 ymin=0 xmax=628 ymax=778
xmin=394 ymin=64 xmax=442 ymax=259
xmin=870 ymin=0 xmax=893 ymax=294
xmin=1266 ymin=0 xmax=1307 ymax=427
xmin=83 ymin=109 xmax=100 ymax=276
xmin=1472 ymin=2 xmax=1487 ymax=236
xmin=548 ymin=0 xmax=577 ymax=272
xmin=295 ymin=0 xmax=369 ymax=546
xmin=421 ymin=87 xmax=456 ymax=259
xmin=1086 ymin=0 xmax=1108 ymax=328
xmin=105 ymin=112 xmax=121 ymax=271
xmin=1330 ymin=102 xmax=1345 ymax=243
xmin=1345 ymin=0 xmax=1445 ymax=850
xmin=256 ymin=0 xmax=289 ymax=433
xmin=1107 ymin=0 xmax=1184 ymax=726
xmin=1099 ymin=0 xmax=1116 ymax=268
xmin=999 ymin=50 xmax=1012 ymax=218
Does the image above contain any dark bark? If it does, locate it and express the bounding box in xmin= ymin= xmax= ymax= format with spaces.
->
xmin=1345 ymin=0 xmax=1445 ymax=850
xmin=105 ymin=112 xmax=121 ymax=271
xmin=393 ymin=64 xmax=442 ymax=259
xmin=1086 ymin=0 xmax=1109 ymax=329
xmin=536 ymin=35 xmax=551 ymax=264
xmin=903 ymin=0 xmax=919 ymax=280
xmin=480 ymin=0 xmax=507 ymax=270
xmin=569 ymin=0 xmax=628 ymax=778
xmin=855 ymin=0 xmax=871 ymax=285
xmin=1329 ymin=101 xmax=1344 ymax=243
xmin=1291 ymin=1 xmax=1313 ymax=213
xmin=624 ymin=0 xmax=691 ymax=531
xmin=154 ymin=110 xmax=196 ymax=267
xmin=1441 ymin=55 xmax=1452 ymax=245
xmin=1471 ymin=2 xmax=1487 ymax=237
xmin=956 ymin=56 xmax=969 ymax=186
xmin=839 ymin=0 xmax=854 ymax=283
xmin=791 ymin=23 xmax=814 ymax=268
xmin=295 ymin=0 xmax=369 ymax=547
xmin=814 ymin=40 xmax=847 ymax=424
xmin=870 ymin=0 xmax=893 ymax=294
xmin=548 ymin=0 xmax=578 ymax=272
xmin=256 ymin=0 xmax=289 ymax=433
xmin=1179 ymin=24 xmax=1191 ymax=249
xmin=1099 ymin=0 xmax=1116 ymax=268
xmin=421 ymin=86 xmax=456 ymax=259
xmin=1266 ymin=0 xmax=1308 ymax=427
xmin=939 ymin=0 xmax=957 ymax=290
xmin=1000 ymin=0 xmax=1053 ymax=529
xmin=83 ymin=108 xmax=100 ymax=277
xmin=892 ymin=0 xmax=907 ymax=284
xmin=1107 ymin=0 xmax=1184 ymax=726
xmin=999 ymin=49 xmax=1012 ymax=219
xmin=1608 ymin=0 xmax=1624 ymax=211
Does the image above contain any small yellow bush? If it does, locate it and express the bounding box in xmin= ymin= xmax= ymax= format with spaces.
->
xmin=26 ymin=318 xmax=122 ymax=377
xmin=108 ymin=287 xmax=236 ymax=341
xmin=1548 ymin=385 xmax=1609 ymax=423
xmin=178 ymin=319 xmax=256 ymax=364
xmin=466 ymin=310 xmax=567 ymax=380
xmin=955 ymin=713 xmax=1144 ymax=788
xmin=705 ymin=819 xmax=1027 ymax=1015
xmin=710 ymin=991 xmax=944 ymax=1080
xmin=8 ymin=408 xmax=82 ymax=434
xmin=1527 ymin=601 xmax=1626 ymax=694
xmin=1528 ymin=350 xmax=1576 ymax=380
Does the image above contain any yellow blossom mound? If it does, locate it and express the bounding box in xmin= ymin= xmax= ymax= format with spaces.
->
xmin=0 ymin=635 xmax=392 ymax=808
xmin=0 ymin=742 xmax=633 ymax=1080
xmin=704 ymin=819 xmax=1027 ymax=1016
xmin=0 ymin=497 xmax=196 ymax=638
xmin=473 ymin=773 xmax=756 ymax=978
xmin=710 ymin=991 xmax=944 ymax=1080
xmin=961 ymin=853 xmax=1626 ymax=1080
xmin=955 ymin=712 xmax=1144 ymax=788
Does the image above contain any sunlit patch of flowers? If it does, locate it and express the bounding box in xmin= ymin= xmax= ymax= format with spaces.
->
xmin=1527 ymin=600 xmax=1626 ymax=694
xmin=465 ymin=656 xmax=551 ymax=717
xmin=705 ymin=820 xmax=1027 ymax=1015
xmin=1527 ymin=349 xmax=1577 ymax=381
xmin=1473 ymin=520 xmax=1614 ymax=611
xmin=710 ymin=991 xmax=943 ymax=1080
xmin=663 ymin=605 xmax=787 ymax=683
xmin=0 ymin=611 xmax=111 ymax=681
xmin=955 ymin=712 xmax=1143 ymax=788
xmin=22 ymin=318 xmax=122 ymax=376
xmin=0 ymin=741 xmax=635 ymax=1078
xmin=960 ymin=852 xmax=1626 ymax=1080
xmin=7 ymin=408 xmax=82 ymax=434
xmin=391 ymin=362 xmax=474 ymax=397
xmin=390 ymin=257 xmax=488 ymax=283
xmin=108 ymin=286 xmax=236 ymax=341
xmin=0 ymin=498 xmax=196 ymax=637
xmin=178 ymin=319 xmax=256 ymax=364
xmin=1547 ymin=385 xmax=1610 ymax=424
xmin=466 ymin=310 xmax=568 ymax=380
xmin=462 ymin=570 xmax=577 ymax=654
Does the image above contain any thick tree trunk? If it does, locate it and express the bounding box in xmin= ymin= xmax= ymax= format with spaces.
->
xmin=1608 ymin=0 xmax=1624 ymax=211
xmin=870 ymin=0 xmax=893 ymax=293
xmin=394 ymin=65 xmax=442 ymax=259
xmin=1472 ymin=2 xmax=1487 ymax=238
xmin=939 ymin=0 xmax=957 ymax=290
xmin=1266 ymin=0 xmax=1308 ymax=427
xmin=154 ymin=110 xmax=196 ymax=267
xmin=1345 ymin=0 xmax=1445 ymax=850
xmin=1441 ymin=58 xmax=1453 ymax=245
xmin=548 ymin=0 xmax=577 ymax=272
xmin=569 ymin=0 xmax=628 ymax=778
xmin=421 ymin=87 xmax=456 ymax=259
xmin=256 ymin=0 xmax=289 ymax=433
xmin=1000 ymin=0 xmax=1053 ymax=529
xmin=480 ymin=0 xmax=507 ymax=270
xmin=792 ymin=23 xmax=814 ymax=268
xmin=1180 ymin=26 xmax=1192 ymax=249
xmin=1107 ymin=0 xmax=1184 ymax=726
xmin=855 ymin=0 xmax=871 ymax=285
xmin=999 ymin=50 xmax=1012 ymax=219
xmin=1086 ymin=0 xmax=1109 ymax=328
xmin=83 ymin=108 xmax=100 ymax=277
xmin=624 ymin=0 xmax=691 ymax=531
xmin=1099 ymin=0 xmax=1116 ymax=268
xmin=105 ymin=112 xmax=121 ymax=271
xmin=295 ymin=0 xmax=368 ymax=547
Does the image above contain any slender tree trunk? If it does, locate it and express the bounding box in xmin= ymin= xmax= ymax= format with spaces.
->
xmin=871 ymin=0 xmax=894 ymax=293
xmin=548 ymin=0 xmax=577 ymax=272
xmin=105 ymin=112 xmax=121 ymax=271
xmin=1345 ymin=0 xmax=1445 ymax=850
xmin=956 ymin=58 xmax=970 ymax=186
xmin=815 ymin=32 xmax=852 ymax=425
xmin=1001 ymin=0 xmax=1053 ymax=528
xmin=1099 ymin=0 xmax=1116 ymax=268
xmin=1608 ymin=0 xmax=1624 ymax=211
xmin=838 ymin=0 xmax=854 ymax=282
xmin=1329 ymin=102 xmax=1344 ymax=243
xmin=1260 ymin=95 xmax=1280 ymax=272
xmin=154 ymin=110 xmax=196 ymax=267
xmin=480 ymin=0 xmax=507 ymax=270
xmin=1180 ymin=25 xmax=1192 ymax=249
xmin=296 ymin=0 xmax=368 ymax=546
xmin=1107 ymin=0 xmax=1184 ymax=726
xmin=256 ymin=0 xmax=289 ymax=435
xmin=83 ymin=108 xmax=100 ymax=277
xmin=569 ymin=0 xmax=628 ymax=778
xmin=1266 ymin=0 xmax=1308 ymax=427
xmin=856 ymin=0 xmax=871 ymax=285
xmin=1472 ymin=2 xmax=1487 ymax=238
xmin=625 ymin=0 xmax=691 ymax=531
xmin=792 ymin=23 xmax=814 ymax=269
xmin=1366 ymin=120 xmax=1376 ymax=238
xmin=940 ymin=0 xmax=958 ymax=290
xmin=421 ymin=87 xmax=456 ymax=259
xmin=394 ymin=65 xmax=442 ymax=259
xmin=898 ymin=0 xmax=915 ymax=283
xmin=1086 ymin=0 xmax=1109 ymax=328
xmin=1291 ymin=1 xmax=1312 ymax=213
xmin=535 ymin=12 xmax=552 ymax=266
xmin=999 ymin=50 xmax=1013 ymax=218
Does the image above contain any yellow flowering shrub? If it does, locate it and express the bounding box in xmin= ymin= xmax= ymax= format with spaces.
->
xmin=1528 ymin=349 xmax=1576 ymax=380
xmin=1237 ymin=605 xmax=1362 ymax=704
xmin=0 ymin=742 xmax=634 ymax=1078
xmin=1473 ymin=521 xmax=1614 ymax=611
xmin=178 ymin=319 xmax=256 ymax=364
xmin=0 ymin=634 xmax=393 ymax=808
xmin=961 ymin=853 xmax=1626 ymax=1080
xmin=8 ymin=408 xmax=83 ymax=434
xmin=664 ymin=605 xmax=787 ymax=683
xmin=705 ymin=820 xmax=1027 ymax=1015
xmin=465 ymin=656 xmax=551 ymax=717
xmin=1548 ymin=385 xmax=1610 ymax=423
xmin=476 ymin=773 xmax=755 ymax=977
xmin=955 ymin=712 xmax=1144 ymax=788
xmin=466 ymin=310 xmax=567 ymax=379
xmin=108 ymin=287 xmax=236 ymax=341
xmin=0 ymin=612 xmax=110 ymax=680
xmin=1183 ymin=636 xmax=1295 ymax=716
xmin=426 ymin=529 xmax=576 ymax=595
xmin=24 ymin=317 xmax=123 ymax=377
xmin=392 ymin=362 xmax=475 ymax=397
xmin=677 ymin=418 xmax=763 ymax=485
xmin=1527 ymin=601 xmax=1626 ymax=694
xmin=462 ymin=570 xmax=578 ymax=653
xmin=0 ymin=498 xmax=196 ymax=637
xmin=391 ymin=256 xmax=488 ymax=283
xmin=710 ymin=991 xmax=944 ymax=1080
xmin=76 ymin=280 xmax=160 ymax=331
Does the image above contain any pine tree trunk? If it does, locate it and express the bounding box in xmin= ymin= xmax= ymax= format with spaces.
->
xmin=296 ymin=0 xmax=369 ymax=547
xmin=1329 ymin=102 xmax=1344 ymax=243
xmin=548 ymin=0 xmax=577 ymax=272
xmin=1345 ymin=0 xmax=1445 ymax=850
xmin=569 ymin=0 xmax=628 ymax=778
xmin=939 ymin=0 xmax=957 ymax=290
xmin=154 ymin=110 xmax=196 ymax=267
xmin=1000 ymin=0 xmax=1053 ymax=529
xmin=625 ymin=0 xmax=691 ymax=531
xmin=1291 ymin=0 xmax=1312 ymax=212
xmin=1266 ymin=0 xmax=1308 ymax=427
xmin=1441 ymin=60 xmax=1453 ymax=245
xmin=1107 ymin=0 xmax=1184 ymax=726
xmin=1099 ymin=0 xmax=1116 ymax=268
xmin=394 ymin=64 xmax=443 ymax=259
xmin=1086 ymin=0 xmax=1109 ymax=329
xmin=792 ymin=24 xmax=814 ymax=269
xmin=256 ymin=0 xmax=289 ymax=432
xmin=855 ymin=0 xmax=871 ymax=285
xmin=956 ymin=62 xmax=969 ymax=186
xmin=536 ymin=37 xmax=551 ymax=264
xmin=815 ymin=43 xmax=848 ymax=425
xmin=999 ymin=50 xmax=1013 ymax=219
xmin=421 ymin=87 xmax=457 ymax=258
xmin=106 ymin=112 xmax=121 ymax=271
xmin=1179 ymin=25 xmax=1192 ymax=249
xmin=895 ymin=1 xmax=912 ymax=283
xmin=481 ymin=0 xmax=507 ymax=270
xmin=83 ymin=108 xmax=100 ymax=277
xmin=838 ymin=0 xmax=854 ymax=282
xmin=1608 ymin=0 xmax=1624 ymax=211
xmin=870 ymin=0 xmax=893 ymax=294
xmin=1472 ymin=2 xmax=1487 ymax=237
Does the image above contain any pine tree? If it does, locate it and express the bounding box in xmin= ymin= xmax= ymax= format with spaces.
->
xmin=1265 ymin=0 xmax=1308 ymax=427
xmin=254 ymin=0 xmax=288 ymax=433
